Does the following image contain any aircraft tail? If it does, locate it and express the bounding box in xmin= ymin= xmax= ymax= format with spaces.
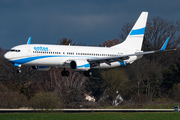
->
xmin=112 ymin=12 xmax=148 ymax=51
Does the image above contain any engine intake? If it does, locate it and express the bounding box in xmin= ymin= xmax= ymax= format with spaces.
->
xmin=70 ymin=61 xmax=77 ymax=69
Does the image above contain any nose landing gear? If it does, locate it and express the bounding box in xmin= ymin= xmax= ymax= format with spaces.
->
xmin=17 ymin=68 xmax=21 ymax=73
xmin=14 ymin=63 xmax=22 ymax=73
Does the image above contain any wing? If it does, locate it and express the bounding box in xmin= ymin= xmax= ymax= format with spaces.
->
xmin=88 ymin=37 xmax=175 ymax=67
xmin=88 ymin=51 xmax=155 ymax=67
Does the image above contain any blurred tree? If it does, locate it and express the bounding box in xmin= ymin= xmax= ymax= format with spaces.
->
xmin=162 ymin=58 xmax=180 ymax=92
xmin=99 ymin=38 xmax=121 ymax=47
xmin=57 ymin=38 xmax=75 ymax=45
xmin=46 ymin=67 xmax=89 ymax=104
xmin=85 ymin=69 xmax=104 ymax=100
xmin=0 ymin=91 xmax=28 ymax=108
xmin=128 ymin=58 xmax=163 ymax=102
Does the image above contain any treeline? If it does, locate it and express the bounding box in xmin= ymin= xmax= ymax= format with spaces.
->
xmin=0 ymin=16 xmax=180 ymax=109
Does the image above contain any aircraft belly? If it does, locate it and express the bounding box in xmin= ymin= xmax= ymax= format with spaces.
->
xmin=23 ymin=57 xmax=65 ymax=66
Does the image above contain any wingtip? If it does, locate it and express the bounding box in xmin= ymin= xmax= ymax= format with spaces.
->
xmin=159 ymin=37 xmax=170 ymax=51
xmin=27 ymin=37 xmax=31 ymax=44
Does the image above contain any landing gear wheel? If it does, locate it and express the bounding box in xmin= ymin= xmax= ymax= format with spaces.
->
xmin=88 ymin=71 xmax=92 ymax=76
xmin=65 ymin=71 xmax=69 ymax=76
xmin=61 ymin=69 xmax=69 ymax=76
xmin=61 ymin=71 xmax=65 ymax=76
xmin=17 ymin=68 xmax=21 ymax=73
xmin=84 ymin=70 xmax=92 ymax=77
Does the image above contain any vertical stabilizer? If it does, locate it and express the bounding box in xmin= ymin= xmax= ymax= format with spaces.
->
xmin=112 ymin=12 xmax=148 ymax=51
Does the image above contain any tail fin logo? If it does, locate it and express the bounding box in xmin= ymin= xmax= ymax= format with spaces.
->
xmin=129 ymin=27 xmax=145 ymax=36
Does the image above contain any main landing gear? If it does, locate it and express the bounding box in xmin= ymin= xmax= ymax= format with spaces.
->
xmin=84 ymin=70 xmax=92 ymax=77
xmin=61 ymin=68 xmax=92 ymax=77
xmin=61 ymin=68 xmax=70 ymax=76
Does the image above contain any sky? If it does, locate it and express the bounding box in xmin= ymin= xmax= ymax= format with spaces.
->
xmin=0 ymin=0 xmax=180 ymax=49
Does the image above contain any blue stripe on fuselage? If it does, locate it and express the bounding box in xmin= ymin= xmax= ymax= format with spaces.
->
xmin=10 ymin=55 xmax=97 ymax=64
xmin=11 ymin=55 xmax=62 ymax=64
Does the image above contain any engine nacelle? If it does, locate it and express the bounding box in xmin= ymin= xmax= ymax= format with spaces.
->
xmin=70 ymin=60 xmax=90 ymax=71
xmin=126 ymin=56 xmax=138 ymax=64
xmin=31 ymin=66 xmax=51 ymax=71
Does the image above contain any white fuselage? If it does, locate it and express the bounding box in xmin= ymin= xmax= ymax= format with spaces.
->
xmin=4 ymin=44 xmax=139 ymax=70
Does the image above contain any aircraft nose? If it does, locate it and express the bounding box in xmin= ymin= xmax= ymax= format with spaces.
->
xmin=4 ymin=52 xmax=11 ymax=60
xmin=4 ymin=53 xmax=8 ymax=59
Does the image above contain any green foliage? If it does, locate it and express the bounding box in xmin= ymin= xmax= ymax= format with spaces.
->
xmin=169 ymin=83 xmax=180 ymax=101
xmin=0 ymin=113 xmax=180 ymax=120
xmin=30 ymin=92 xmax=61 ymax=110
xmin=100 ymin=67 xmax=131 ymax=101
xmin=20 ymin=85 xmax=31 ymax=99
xmin=163 ymin=64 xmax=180 ymax=91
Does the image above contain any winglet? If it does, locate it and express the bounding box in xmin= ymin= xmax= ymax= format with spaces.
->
xmin=27 ymin=37 xmax=31 ymax=44
xmin=159 ymin=37 xmax=170 ymax=51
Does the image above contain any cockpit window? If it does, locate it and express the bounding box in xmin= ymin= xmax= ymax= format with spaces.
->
xmin=10 ymin=49 xmax=15 ymax=52
xmin=9 ymin=49 xmax=20 ymax=52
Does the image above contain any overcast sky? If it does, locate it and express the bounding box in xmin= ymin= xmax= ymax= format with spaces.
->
xmin=0 ymin=0 xmax=179 ymax=49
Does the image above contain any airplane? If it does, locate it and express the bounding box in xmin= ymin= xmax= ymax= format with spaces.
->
xmin=4 ymin=12 xmax=173 ymax=77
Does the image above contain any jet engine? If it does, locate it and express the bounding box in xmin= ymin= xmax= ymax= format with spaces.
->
xmin=127 ymin=56 xmax=138 ymax=64
xmin=70 ymin=60 xmax=90 ymax=71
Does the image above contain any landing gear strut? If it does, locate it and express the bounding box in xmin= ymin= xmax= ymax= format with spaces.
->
xmin=17 ymin=68 xmax=21 ymax=73
xmin=61 ymin=68 xmax=69 ymax=76
xmin=84 ymin=70 xmax=92 ymax=77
